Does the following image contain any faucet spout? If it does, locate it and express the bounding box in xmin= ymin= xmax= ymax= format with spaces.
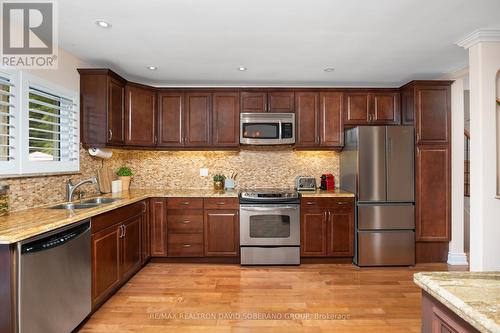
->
xmin=66 ymin=177 xmax=98 ymax=202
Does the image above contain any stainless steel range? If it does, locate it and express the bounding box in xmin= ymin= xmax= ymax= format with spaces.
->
xmin=239 ymin=188 xmax=301 ymax=265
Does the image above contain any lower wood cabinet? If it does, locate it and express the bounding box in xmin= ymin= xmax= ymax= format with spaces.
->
xmin=300 ymin=198 xmax=354 ymax=257
xmin=91 ymin=201 xmax=147 ymax=308
xmin=204 ymin=209 xmax=239 ymax=256
xmin=150 ymin=198 xmax=167 ymax=256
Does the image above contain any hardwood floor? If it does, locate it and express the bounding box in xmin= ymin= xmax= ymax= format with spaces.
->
xmin=78 ymin=263 xmax=465 ymax=333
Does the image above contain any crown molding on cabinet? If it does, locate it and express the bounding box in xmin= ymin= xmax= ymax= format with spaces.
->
xmin=456 ymin=29 xmax=500 ymax=49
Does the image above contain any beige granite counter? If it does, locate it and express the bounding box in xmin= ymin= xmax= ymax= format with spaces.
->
xmin=300 ymin=189 xmax=355 ymax=197
xmin=414 ymin=272 xmax=500 ymax=333
xmin=0 ymin=187 xmax=354 ymax=245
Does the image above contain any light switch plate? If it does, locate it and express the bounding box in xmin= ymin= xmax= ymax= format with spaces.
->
xmin=199 ymin=168 xmax=208 ymax=177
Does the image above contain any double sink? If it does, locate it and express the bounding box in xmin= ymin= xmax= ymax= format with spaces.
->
xmin=50 ymin=197 xmax=120 ymax=210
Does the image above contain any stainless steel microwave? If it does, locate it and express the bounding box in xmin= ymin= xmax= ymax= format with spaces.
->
xmin=240 ymin=112 xmax=295 ymax=145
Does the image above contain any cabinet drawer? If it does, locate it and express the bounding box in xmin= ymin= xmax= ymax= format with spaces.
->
xmin=167 ymin=234 xmax=204 ymax=257
xmin=167 ymin=198 xmax=203 ymax=209
xmin=204 ymin=197 xmax=239 ymax=210
xmin=167 ymin=210 xmax=203 ymax=233
xmin=92 ymin=201 xmax=146 ymax=234
xmin=301 ymin=197 xmax=354 ymax=210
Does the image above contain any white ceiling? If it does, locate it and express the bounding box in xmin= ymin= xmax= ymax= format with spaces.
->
xmin=59 ymin=0 xmax=500 ymax=87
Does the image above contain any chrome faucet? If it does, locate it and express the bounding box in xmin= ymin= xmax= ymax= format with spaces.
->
xmin=66 ymin=177 xmax=98 ymax=202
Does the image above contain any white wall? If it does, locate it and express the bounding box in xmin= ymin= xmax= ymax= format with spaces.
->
xmin=468 ymin=41 xmax=500 ymax=271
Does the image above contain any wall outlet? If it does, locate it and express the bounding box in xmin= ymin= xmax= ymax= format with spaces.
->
xmin=199 ymin=168 xmax=208 ymax=177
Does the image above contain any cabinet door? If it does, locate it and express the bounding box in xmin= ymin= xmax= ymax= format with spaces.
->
xmin=121 ymin=214 xmax=142 ymax=280
xmin=212 ymin=92 xmax=239 ymax=147
xmin=301 ymin=209 xmax=327 ymax=256
xmin=415 ymin=86 xmax=450 ymax=144
xmin=327 ymin=210 xmax=354 ymax=257
xmin=401 ymin=85 xmax=415 ymax=125
xmin=416 ymin=145 xmax=450 ymax=241
xmin=320 ymin=92 xmax=343 ymax=147
xmin=343 ymin=92 xmax=370 ymax=125
xmin=157 ymin=92 xmax=184 ymax=147
xmin=204 ymin=210 xmax=239 ymax=256
xmin=295 ymin=92 xmax=319 ymax=147
xmin=150 ymin=198 xmax=167 ymax=256
xmin=185 ymin=92 xmax=211 ymax=147
xmin=268 ymin=91 xmax=294 ymax=113
xmin=91 ymin=225 xmax=121 ymax=307
xmin=240 ymin=92 xmax=267 ymax=113
xmin=107 ymin=77 xmax=125 ymax=145
xmin=125 ymin=85 xmax=156 ymax=146
xmin=141 ymin=201 xmax=150 ymax=264
xmin=371 ymin=92 xmax=400 ymax=125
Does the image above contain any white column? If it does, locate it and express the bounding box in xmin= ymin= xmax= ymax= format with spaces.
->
xmin=457 ymin=30 xmax=500 ymax=271
xmin=447 ymin=77 xmax=468 ymax=265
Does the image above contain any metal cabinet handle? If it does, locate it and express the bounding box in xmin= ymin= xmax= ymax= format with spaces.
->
xmin=182 ymin=244 xmax=191 ymax=248
xmin=179 ymin=220 xmax=191 ymax=224
xmin=141 ymin=201 xmax=147 ymax=213
xmin=416 ymin=133 xmax=420 ymax=142
xmin=216 ymin=202 xmax=226 ymax=206
xmin=108 ymin=129 xmax=113 ymax=141
xmin=306 ymin=201 xmax=317 ymax=205
xmin=179 ymin=202 xmax=190 ymax=206
xmin=123 ymin=224 xmax=126 ymax=237
xmin=336 ymin=202 xmax=349 ymax=205
xmin=154 ymin=135 xmax=157 ymax=144
xmin=119 ymin=225 xmax=124 ymax=238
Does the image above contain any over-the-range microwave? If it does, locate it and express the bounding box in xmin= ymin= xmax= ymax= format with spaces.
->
xmin=240 ymin=112 xmax=295 ymax=145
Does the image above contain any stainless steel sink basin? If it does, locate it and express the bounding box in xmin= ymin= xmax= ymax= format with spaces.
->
xmin=81 ymin=197 xmax=120 ymax=204
xmin=49 ymin=203 xmax=100 ymax=210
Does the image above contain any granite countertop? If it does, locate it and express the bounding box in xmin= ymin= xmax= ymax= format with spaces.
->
xmin=0 ymin=188 xmax=354 ymax=244
xmin=414 ymin=272 xmax=500 ymax=333
xmin=300 ymin=189 xmax=355 ymax=197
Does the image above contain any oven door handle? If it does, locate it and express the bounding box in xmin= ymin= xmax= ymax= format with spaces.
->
xmin=240 ymin=205 xmax=299 ymax=212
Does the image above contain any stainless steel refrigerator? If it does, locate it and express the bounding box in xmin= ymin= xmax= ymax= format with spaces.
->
xmin=341 ymin=126 xmax=415 ymax=266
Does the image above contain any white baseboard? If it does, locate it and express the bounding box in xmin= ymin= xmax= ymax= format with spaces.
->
xmin=447 ymin=252 xmax=469 ymax=266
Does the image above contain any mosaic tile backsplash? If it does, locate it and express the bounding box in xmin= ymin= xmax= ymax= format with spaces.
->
xmin=2 ymin=146 xmax=339 ymax=212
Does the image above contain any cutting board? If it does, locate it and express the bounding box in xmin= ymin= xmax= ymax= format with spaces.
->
xmin=97 ymin=166 xmax=114 ymax=193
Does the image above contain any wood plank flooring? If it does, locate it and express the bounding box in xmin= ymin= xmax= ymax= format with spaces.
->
xmin=78 ymin=263 xmax=465 ymax=333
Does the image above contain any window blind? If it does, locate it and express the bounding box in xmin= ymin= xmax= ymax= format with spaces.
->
xmin=0 ymin=76 xmax=14 ymax=162
xmin=28 ymin=87 xmax=78 ymax=162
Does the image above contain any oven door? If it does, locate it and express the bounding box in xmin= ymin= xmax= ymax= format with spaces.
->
xmin=240 ymin=204 xmax=300 ymax=246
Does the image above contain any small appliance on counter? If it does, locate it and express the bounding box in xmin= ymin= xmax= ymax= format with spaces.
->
xmin=320 ymin=174 xmax=335 ymax=190
xmin=295 ymin=176 xmax=316 ymax=191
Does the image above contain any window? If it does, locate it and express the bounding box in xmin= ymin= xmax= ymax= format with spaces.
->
xmin=0 ymin=71 xmax=79 ymax=176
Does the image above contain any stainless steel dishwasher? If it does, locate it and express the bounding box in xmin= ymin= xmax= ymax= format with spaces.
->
xmin=17 ymin=219 xmax=91 ymax=333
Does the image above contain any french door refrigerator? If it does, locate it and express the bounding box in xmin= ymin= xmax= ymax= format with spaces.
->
xmin=341 ymin=126 xmax=415 ymax=266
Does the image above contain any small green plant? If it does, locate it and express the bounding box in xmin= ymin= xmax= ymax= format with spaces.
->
xmin=116 ymin=166 xmax=133 ymax=177
xmin=213 ymin=174 xmax=226 ymax=182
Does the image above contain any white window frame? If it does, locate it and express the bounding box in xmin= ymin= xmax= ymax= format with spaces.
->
xmin=0 ymin=69 xmax=20 ymax=176
xmin=19 ymin=72 xmax=80 ymax=175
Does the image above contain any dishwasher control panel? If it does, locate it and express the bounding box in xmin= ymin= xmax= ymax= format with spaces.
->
xmin=22 ymin=222 xmax=90 ymax=254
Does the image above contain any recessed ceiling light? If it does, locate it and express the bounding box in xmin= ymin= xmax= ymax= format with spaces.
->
xmin=147 ymin=66 xmax=157 ymax=70
xmin=238 ymin=67 xmax=247 ymax=71
xmin=323 ymin=67 xmax=335 ymax=72
xmin=95 ymin=20 xmax=111 ymax=28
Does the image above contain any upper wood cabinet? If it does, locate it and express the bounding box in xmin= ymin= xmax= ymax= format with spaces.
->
xmin=295 ymin=92 xmax=320 ymax=147
xmin=401 ymin=81 xmax=451 ymax=144
xmin=157 ymin=92 xmax=184 ymax=147
xmin=212 ymin=92 xmax=240 ymax=147
xmin=125 ymin=84 xmax=156 ymax=146
xmin=295 ymin=91 xmax=343 ymax=149
xmin=185 ymin=92 xmax=211 ymax=147
xmin=344 ymin=90 xmax=400 ymax=125
xmin=78 ymin=69 xmax=126 ymax=147
xmin=240 ymin=91 xmax=294 ymax=113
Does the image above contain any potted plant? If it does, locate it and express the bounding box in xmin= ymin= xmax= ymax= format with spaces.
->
xmin=213 ymin=174 xmax=226 ymax=191
xmin=117 ymin=166 xmax=133 ymax=191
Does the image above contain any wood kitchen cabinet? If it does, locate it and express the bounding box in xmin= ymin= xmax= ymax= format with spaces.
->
xmin=91 ymin=201 xmax=146 ymax=308
xmin=125 ymin=84 xmax=157 ymax=146
xmin=204 ymin=197 xmax=239 ymax=256
xmin=150 ymin=198 xmax=167 ymax=257
xmin=78 ymin=69 xmax=126 ymax=147
xmin=141 ymin=200 xmax=151 ymax=264
xmin=212 ymin=92 xmax=240 ymax=147
xmin=240 ymin=91 xmax=294 ymax=113
xmin=343 ymin=90 xmax=400 ymax=125
xmin=295 ymin=91 xmax=344 ymax=149
xmin=185 ymin=92 xmax=211 ymax=147
xmin=157 ymin=92 xmax=184 ymax=147
xmin=300 ymin=198 xmax=354 ymax=257
xmin=167 ymin=198 xmax=204 ymax=257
